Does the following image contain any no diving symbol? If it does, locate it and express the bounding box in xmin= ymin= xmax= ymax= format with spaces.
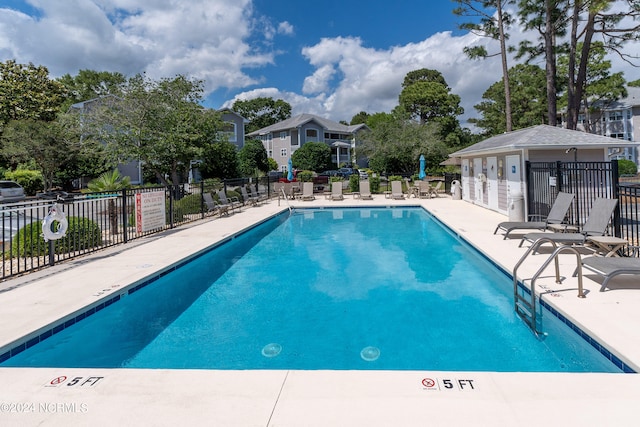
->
xmin=49 ymin=376 xmax=67 ymax=386
xmin=422 ymin=378 xmax=436 ymax=388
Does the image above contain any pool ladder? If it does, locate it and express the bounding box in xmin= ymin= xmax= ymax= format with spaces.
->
xmin=278 ymin=187 xmax=293 ymax=214
xmin=513 ymin=238 xmax=585 ymax=335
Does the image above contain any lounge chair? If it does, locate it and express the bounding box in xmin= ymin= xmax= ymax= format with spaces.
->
xmin=251 ymin=184 xmax=268 ymax=202
xmin=494 ymin=192 xmax=575 ymax=240
xmin=217 ymin=190 xmax=242 ymax=213
xmin=240 ymin=186 xmax=259 ymax=206
xmin=519 ymin=197 xmax=618 ymax=248
xmin=390 ymin=181 xmax=405 ymax=200
xmin=299 ymin=182 xmax=315 ymax=201
xmin=331 ymin=182 xmax=344 ymax=201
xmin=415 ymin=181 xmax=430 ymax=199
xmin=357 ymin=180 xmax=373 ymax=200
xmin=203 ymin=192 xmax=229 ymax=216
xmin=579 ymin=255 xmax=640 ymax=291
xmin=428 ymin=181 xmax=443 ymax=198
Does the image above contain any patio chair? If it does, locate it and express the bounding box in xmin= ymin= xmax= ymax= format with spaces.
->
xmin=251 ymin=184 xmax=269 ymax=202
xmin=240 ymin=186 xmax=259 ymax=206
xmin=299 ymin=182 xmax=315 ymax=201
xmin=579 ymin=254 xmax=640 ymax=292
xmin=390 ymin=181 xmax=405 ymax=200
xmin=331 ymin=181 xmax=344 ymax=201
xmin=203 ymin=192 xmax=229 ymax=216
xmin=519 ymin=197 xmax=618 ymax=249
xmin=494 ymin=192 xmax=575 ymax=240
xmin=428 ymin=181 xmax=443 ymax=198
xmin=358 ymin=180 xmax=373 ymax=200
xmin=217 ymin=190 xmax=242 ymax=213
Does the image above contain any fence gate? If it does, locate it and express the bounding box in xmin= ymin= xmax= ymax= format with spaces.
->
xmin=526 ymin=161 xmax=620 ymax=235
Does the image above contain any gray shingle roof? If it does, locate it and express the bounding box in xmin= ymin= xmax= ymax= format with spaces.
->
xmin=450 ymin=124 xmax=636 ymax=156
xmin=246 ymin=113 xmax=366 ymax=136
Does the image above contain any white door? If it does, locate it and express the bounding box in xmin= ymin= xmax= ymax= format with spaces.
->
xmin=473 ymin=158 xmax=484 ymax=205
xmin=462 ymin=159 xmax=471 ymax=201
xmin=487 ymin=156 xmax=499 ymax=211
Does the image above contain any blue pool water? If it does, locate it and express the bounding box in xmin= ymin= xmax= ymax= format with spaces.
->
xmin=2 ymin=207 xmax=621 ymax=372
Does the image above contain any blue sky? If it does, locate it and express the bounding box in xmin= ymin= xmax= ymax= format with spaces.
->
xmin=1 ymin=1 xmax=638 ymax=129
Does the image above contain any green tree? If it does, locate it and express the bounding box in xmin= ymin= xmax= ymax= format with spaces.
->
xmin=0 ymin=60 xmax=67 ymax=129
xmin=87 ymin=74 xmax=220 ymax=186
xmin=238 ymin=139 xmax=269 ymax=176
xmin=453 ymin=0 xmax=515 ymax=131
xmin=557 ymin=41 xmax=627 ymax=133
xmin=365 ymin=112 xmax=397 ymax=130
xmin=232 ymin=97 xmax=292 ymax=134
xmin=350 ymin=111 xmax=370 ymax=125
xmin=1 ymin=114 xmax=83 ymax=191
xmin=471 ymin=64 xmax=547 ymax=135
xmin=291 ymin=142 xmax=332 ymax=171
xmin=359 ymin=119 xmax=447 ymax=175
xmin=200 ymin=141 xmax=240 ymax=179
xmin=267 ymin=157 xmax=279 ymax=172
xmin=518 ymin=0 xmax=640 ymax=129
xmin=398 ymin=69 xmax=464 ymax=143
xmin=517 ymin=0 xmax=569 ymax=126
xmin=57 ymin=69 xmax=127 ymax=110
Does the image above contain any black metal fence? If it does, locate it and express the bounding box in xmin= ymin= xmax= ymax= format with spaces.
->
xmin=526 ymin=161 xmax=640 ymax=255
xmin=1 ymin=177 xmax=272 ymax=280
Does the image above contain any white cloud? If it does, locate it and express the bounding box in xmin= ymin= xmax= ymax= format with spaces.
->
xmin=0 ymin=0 xmax=271 ymax=94
xmin=277 ymin=21 xmax=293 ymax=36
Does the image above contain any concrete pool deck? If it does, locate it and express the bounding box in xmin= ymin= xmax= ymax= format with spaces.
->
xmin=0 ymin=193 xmax=639 ymax=426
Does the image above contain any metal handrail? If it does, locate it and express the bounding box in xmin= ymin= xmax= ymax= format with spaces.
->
xmin=513 ymin=238 xmax=585 ymax=334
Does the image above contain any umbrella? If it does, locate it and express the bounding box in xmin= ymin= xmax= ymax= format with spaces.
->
xmin=287 ymin=157 xmax=294 ymax=181
xmin=418 ymin=154 xmax=426 ymax=180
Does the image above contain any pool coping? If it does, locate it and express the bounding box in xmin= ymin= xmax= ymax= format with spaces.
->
xmin=1 ymin=195 xmax=640 ymax=426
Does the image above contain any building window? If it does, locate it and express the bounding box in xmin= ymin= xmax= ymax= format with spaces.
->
xmin=281 ymin=148 xmax=287 ymax=157
xmin=219 ymin=122 xmax=236 ymax=142
xmin=306 ymin=129 xmax=318 ymax=139
xmin=280 ymin=131 xmax=287 ymax=139
xmin=609 ymin=111 xmax=623 ymax=121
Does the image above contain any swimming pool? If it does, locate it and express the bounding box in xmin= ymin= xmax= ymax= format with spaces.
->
xmin=1 ymin=207 xmax=623 ymax=372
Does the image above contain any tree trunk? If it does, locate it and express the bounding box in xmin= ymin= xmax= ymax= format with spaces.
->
xmin=497 ymin=0 xmax=512 ymax=132
xmin=544 ymin=0 xmax=557 ymax=127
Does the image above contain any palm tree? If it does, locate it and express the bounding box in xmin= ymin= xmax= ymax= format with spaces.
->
xmin=87 ymin=169 xmax=131 ymax=235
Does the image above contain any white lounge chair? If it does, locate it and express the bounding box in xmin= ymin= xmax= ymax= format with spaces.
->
xmin=299 ymin=182 xmax=315 ymax=201
xmin=390 ymin=181 xmax=405 ymax=200
xmin=357 ymin=181 xmax=373 ymax=200
xmin=331 ymin=182 xmax=344 ymax=201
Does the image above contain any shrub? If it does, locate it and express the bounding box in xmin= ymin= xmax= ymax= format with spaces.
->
xmin=618 ymin=159 xmax=638 ymax=176
xmin=369 ymin=176 xmax=381 ymax=193
xmin=172 ymin=193 xmax=203 ymax=220
xmin=349 ymin=174 xmax=359 ymax=193
xmin=11 ymin=216 xmax=102 ymax=257
xmin=297 ymin=170 xmax=314 ymax=182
